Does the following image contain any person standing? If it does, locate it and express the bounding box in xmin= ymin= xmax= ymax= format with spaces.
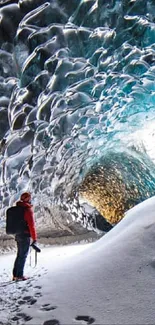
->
xmin=12 ymin=192 xmax=37 ymax=281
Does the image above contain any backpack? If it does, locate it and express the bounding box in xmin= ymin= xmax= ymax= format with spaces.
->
xmin=6 ymin=206 xmax=27 ymax=235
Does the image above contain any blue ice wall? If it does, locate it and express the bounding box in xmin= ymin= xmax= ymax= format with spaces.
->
xmin=0 ymin=0 xmax=155 ymax=225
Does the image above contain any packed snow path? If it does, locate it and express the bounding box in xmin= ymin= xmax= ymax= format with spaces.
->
xmin=1 ymin=196 xmax=155 ymax=324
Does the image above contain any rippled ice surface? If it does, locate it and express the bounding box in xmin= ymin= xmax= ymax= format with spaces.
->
xmin=0 ymin=0 xmax=155 ymax=226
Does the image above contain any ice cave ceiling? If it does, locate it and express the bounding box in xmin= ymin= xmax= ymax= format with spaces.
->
xmin=0 ymin=0 xmax=155 ymax=230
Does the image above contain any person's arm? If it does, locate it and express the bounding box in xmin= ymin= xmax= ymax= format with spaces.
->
xmin=24 ymin=207 xmax=37 ymax=241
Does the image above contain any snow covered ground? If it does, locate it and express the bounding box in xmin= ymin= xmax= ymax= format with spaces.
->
xmin=1 ymin=196 xmax=155 ymax=325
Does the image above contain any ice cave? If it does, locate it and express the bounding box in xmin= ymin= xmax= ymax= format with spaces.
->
xmin=0 ymin=0 xmax=155 ymax=243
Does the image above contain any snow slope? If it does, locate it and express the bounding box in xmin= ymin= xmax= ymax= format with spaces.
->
xmin=1 ymin=196 xmax=155 ymax=324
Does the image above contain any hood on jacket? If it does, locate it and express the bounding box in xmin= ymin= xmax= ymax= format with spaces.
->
xmin=20 ymin=192 xmax=31 ymax=202
xmin=16 ymin=201 xmax=33 ymax=208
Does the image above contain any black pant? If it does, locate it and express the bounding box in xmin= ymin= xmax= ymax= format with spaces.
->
xmin=13 ymin=235 xmax=30 ymax=278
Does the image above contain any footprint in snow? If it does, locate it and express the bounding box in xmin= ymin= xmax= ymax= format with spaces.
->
xmin=23 ymin=296 xmax=37 ymax=305
xmin=35 ymin=291 xmax=42 ymax=298
xmin=75 ymin=315 xmax=95 ymax=324
xmin=11 ymin=312 xmax=32 ymax=322
xmin=43 ymin=320 xmax=60 ymax=325
xmin=34 ymin=285 xmax=42 ymax=289
xmin=40 ymin=304 xmax=57 ymax=311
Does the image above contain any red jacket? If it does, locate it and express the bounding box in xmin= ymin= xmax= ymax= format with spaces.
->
xmin=16 ymin=201 xmax=37 ymax=241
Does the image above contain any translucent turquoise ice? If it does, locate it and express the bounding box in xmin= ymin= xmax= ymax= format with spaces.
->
xmin=0 ymin=0 xmax=155 ymax=226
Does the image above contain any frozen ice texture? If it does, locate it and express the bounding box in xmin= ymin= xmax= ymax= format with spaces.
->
xmin=0 ymin=0 xmax=155 ymax=228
